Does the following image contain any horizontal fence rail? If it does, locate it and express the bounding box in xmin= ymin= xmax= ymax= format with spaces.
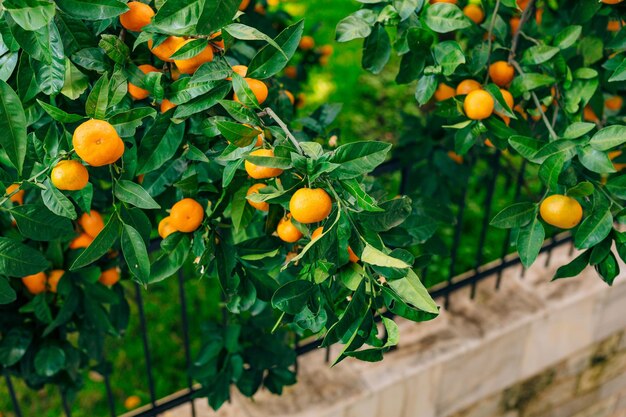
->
xmin=2 ymin=153 xmax=573 ymax=417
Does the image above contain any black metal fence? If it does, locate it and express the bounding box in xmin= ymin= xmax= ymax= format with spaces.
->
xmin=2 ymin=151 xmax=572 ymax=417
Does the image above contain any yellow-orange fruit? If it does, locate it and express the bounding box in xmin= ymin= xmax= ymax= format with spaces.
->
xmin=148 ymin=36 xmax=185 ymax=62
xmin=174 ymin=40 xmax=214 ymax=75
xmin=99 ymin=268 xmax=120 ymax=286
xmin=73 ymin=119 xmax=125 ymax=166
xmin=47 ymin=270 xmax=65 ymax=293
xmin=540 ymin=195 xmax=583 ymax=229
xmin=434 ymin=83 xmax=456 ymax=101
xmin=119 ymin=1 xmax=154 ymax=32
xmin=233 ymin=78 xmax=269 ymax=105
xmin=489 ymin=61 xmax=515 ymax=87
xmin=245 ymin=149 xmax=284 ymax=179
xmin=246 ymin=183 xmax=270 ymax=211
xmin=161 ymin=99 xmax=176 ymax=113
xmin=463 ymin=90 xmax=494 ymax=120
xmin=289 ymin=188 xmax=332 ymax=224
xmin=50 ymin=160 xmax=89 ymax=191
xmin=128 ymin=64 xmax=160 ymax=100
xmin=456 ymin=79 xmax=482 ymax=96
xmin=70 ymin=233 xmax=94 ymax=249
xmin=169 ymin=198 xmax=205 ymax=233
xmin=22 ymin=272 xmax=47 ymax=295
xmin=276 ymin=214 xmax=303 ymax=243
xmin=79 ymin=211 xmax=105 ymax=238
xmin=6 ymin=184 xmax=24 ymax=205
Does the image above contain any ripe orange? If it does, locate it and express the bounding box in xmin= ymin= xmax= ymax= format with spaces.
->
xmin=124 ymin=395 xmax=142 ymax=410
xmin=174 ymin=40 xmax=214 ymax=74
xmin=311 ymin=226 xmax=323 ymax=240
xmin=158 ymin=216 xmax=177 ymax=239
xmin=241 ymin=124 xmax=264 ymax=147
xmin=283 ymin=90 xmax=295 ymax=105
xmin=233 ymin=78 xmax=269 ymax=105
xmin=610 ymin=150 xmax=626 ymax=171
xmin=608 ymin=20 xmax=623 ymax=32
xmin=254 ymin=3 xmax=266 ymax=14
xmin=99 ymin=268 xmax=120 ymax=286
xmin=347 ymin=247 xmax=359 ymax=263
xmin=605 ymin=96 xmax=623 ymax=111
xmin=496 ymin=89 xmax=514 ymax=125
xmin=456 ymin=79 xmax=482 ymax=96
xmin=148 ymin=36 xmax=185 ymax=62
xmin=119 ymin=1 xmax=154 ymax=32
xmin=447 ymin=151 xmax=463 ymax=164
xmin=539 ymin=195 xmax=583 ymax=229
xmin=277 ymin=214 xmax=303 ymax=243
xmin=73 ymin=119 xmax=125 ymax=166
xmin=70 ymin=233 xmax=94 ymax=249
xmin=47 ymin=270 xmax=65 ymax=293
xmin=169 ymin=198 xmax=204 ymax=233
xmin=289 ymin=188 xmax=332 ymax=224
xmin=232 ymin=65 xmax=248 ymax=78
xmin=463 ymin=90 xmax=494 ymax=120
xmin=530 ymin=104 xmax=547 ymax=121
xmin=79 ymin=211 xmax=105 ymax=238
xmin=489 ymin=61 xmax=515 ymax=87
xmin=602 ymin=0 xmax=624 ymax=4
xmin=584 ymin=105 xmax=599 ymax=123
xmin=516 ymin=0 xmax=529 ymax=9
xmin=463 ymin=4 xmax=484 ymax=24
xmin=246 ymin=183 xmax=270 ymax=211
xmin=284 ymin=66 xmax=297 ymax=79
xmin=319 ymin=45 xmax=334 ymax=56
xmin=129 ymin=64 xmax=160 ymax=100
xmin=299 ymin=36 xmax=315 ymax=51
xmin=6 ymin=184 xmax=24 ymax=205
xmin=170 ymin=66 xmax=181 ymax=81
xmin=535 ymin=8 xmax=543 ymax=25
xmin=50 ymin=160 xmax=89 ymax=191
xmin=245 ymin=149 xmax=284 ymax=179
xmin=161 ymin=99 xmax=176 ymax=113
xmin=22 ymin=272 xmax=47 ymax=295
xmin=239 ymin=0 xmax=251 ymax=10
xmin=434 ymin=83 xmax=456 ymax=101
xmin=510 ymin=16 xmax=520 ymax=34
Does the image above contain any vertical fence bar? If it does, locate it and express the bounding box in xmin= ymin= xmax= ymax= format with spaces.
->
xmin=177 ymin=270 xmax=197 ymax=417
xmin=444 ymin=163 xmax=471 ymax=309
xmin=4 ymin=372 xmax=22 ymax=417
xmin=104 ymin=370 xmax=116 ymax=417
xmin=61 ymin=391 xmax=72 ymax=417
xmin=470 ymin=152 xmax=501 ymax=299
xmin=134 ymin=282 xmax=157 ymax=407
xmin=496 ymin=160 xmax=527 ymax=290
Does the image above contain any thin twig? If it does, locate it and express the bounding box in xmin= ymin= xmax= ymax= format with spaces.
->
xmin=508 ymin=0 xmax=537 ymax=63
xmin=0 ymin=155 xmax=65 ymax=206
xmin=510 ymin=60 xmax=558 ymax=140
xmin=484 ymin=0 xmax=502 ymax=83
xmin=263 ymin=107 xmax=304 ymax=154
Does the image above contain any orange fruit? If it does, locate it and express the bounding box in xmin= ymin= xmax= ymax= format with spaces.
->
xmin=535 ymin=8 xmax=543 ymax=25
xmin=489 ymin=61 xmax=515 ymax=87
xmin=284 ymin=66 xmax=297 ymax=79
xmin=434 ymin=83 xmax=455 ymax=101
xmin=463 ymin=90 xmax=494 ymax=120
xmin=170 ymin=66 xmax=181 ymax=81
xmin=246 ymin=183 xmax=270 ymax=211
xmin=233 ymin=78 xmax=269 ymax=105
xmin=289 ymin=188 xmax=332 ymax=224
xmin=311 ymin=226 xmax=323 ymax=240
xmin=99 ymin=268 xmax=120 ymax=286
xmin=158 ymin=216 xmax=177 ymax=239
xmin=610 ymin=150 xmax=626 ymax=170
xmin=319 ymin=56 xmax=329 ymax=66
xmin=584 ymin=105 xmax=599 ymax=123
xmin=319 ymin=45 xmax=334 ymax=56
xmin=602 ymin=0 xmax=624 ymax=4
xmin=496 ymin=89 xmax=514 ymax=125
xmin=514 ymin=104 xmax=528 ymax=120
xmin=210 ymin=30 xmax=225 ymax=51
xmin=430 ymin=0 xmax=457 ymax=3
xmin=79 ymin=211 xmax=105 ymax=238
xmin=174 ymin=40 xmax=214 ymax=74
xmin=510 ymin=16 xmax=520 ymax=33
xmin=517 ymin=0 xmax=529 ymax=9
xmin=254 ymin=3 xmax=266 ymax=14
xmin=605 ymin=96 xmax=623 ymax=111
xmin=608 ymin=20 xmax=623 ymax=31
xmin=239 ymin=0 xmax=251 ymax=10
xmin=161 ymin=99 xmax=176 ymax=113
xmin=5 ymin=184 xmax=24 ymax=205
xmin=540 ymin=195 xmax=583 ymax=229
xmin=245 ymin=149 xmax=284 ymax=179
xmin=277 ymin=214 xmax=303 ymax=243
xmin=299 ymin=36 xmax=315 ymax=51
xmin=530 ymin=104 xmax=547 ymax=121
xmin=148 ymin=36 xmax=185 ymax=62
xmin=347 ymin=247 xmax=359 ymax=263
xmin=128 ymin=64 xmax=160 ymax=100
xmin=456 ymin=79 xmax=482 ymax=96
xmin=70 ymin=233 xmax=94 ymax=249
xmin=463 ymin=4 xmax=484 ymax=24
xmin=47 ymin=270 xmax=65 ymax=293
xmin=447 ymin=151 xmax=463 ymax=164
xmin=119 ymin=1 xmax=154 ymax=32
xmin=22 ymin=272 xmax=47 ymax=295
xmin=73 ymin=119 xmax=125 ymax=166
xmin=283 ymin=90 xmax=295 ymax=105
xmin=169 ymin=198 xmax=204 ymax=233
xmin=124 ymin=395 xmax=141 ymax=410
xmin=50 ymin=160 xmax=89 ymax=191
xmin=241 ymin=124 xmax=264 ymax=147
xmin=232 ymin=65 xmax=248 ymax=77
xmin=484 ymin=139 xmax=495 ymax=148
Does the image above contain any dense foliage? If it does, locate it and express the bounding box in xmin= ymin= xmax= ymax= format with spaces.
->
xmin=0 ymin=0 xmax=438 ymax=410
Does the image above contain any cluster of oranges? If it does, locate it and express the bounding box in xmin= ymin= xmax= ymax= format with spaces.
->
xmin=22 ymin=267 xmax=120 ymax=295
xmin=434 ymin=60 xmax=515 ymax=122
xmin=158 ymin=198 xmax=205 ymax=239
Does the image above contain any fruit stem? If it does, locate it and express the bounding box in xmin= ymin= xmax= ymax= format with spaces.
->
xmin=508 ymin=0 xmax=536 ymax=64
xmin=263 ymin=107 xmax=304 ymax=155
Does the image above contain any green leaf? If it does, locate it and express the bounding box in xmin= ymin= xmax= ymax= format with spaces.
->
xmin=0 ymin=237 xmax=48 ymax=277
xmin=34 ymin=346 xmax=65 ymax=377
xmin=387 ymin=269 xmax=438 ymax=314
xmin=41 ymin=181 xmax=77 ymax=220
xmin=336 ymin=10 xmax=375 ymax=42
xmin=0 ymin=80 xmax=27 ymax=175
xmin=85 ymin=73 xmax=109 ymax=120
xmin=577 ymin=146 xmax=616 ymax=174
xmin=575 ymin=208 xmax=613 ymax=249
xmin=521 ymin=45 xmax=560 ymax=65
xmin=196 ymin=0 xmax=240 ymax=35
xmin=609 ymin=57 xmax=626 ymax=83
xmin=223 ymin=23 xmax=287 ymax=59
xmin=247 ymin=20 xmax=304 ymax=79
xmin=169 ymin=39 xmax=209 ymax=60
xmin=0 ymin=328 xmax=32 ymax=366
xmin=394 ymin=0 xmax=423 ymax=20
xmin=55 ymin=0 xmax=128 ymax=20
xmin=589 ymin=125 xmax=626 ymax=151
xmin=423 ymin=3 xmax=471 ymax=33
xmin=149 ymin=0 xmax=202 ymax=35
xmin=362 ymin=24 xmax=391 ymax=75
xmin=562 ymin=122 xmax=595 ymax=139
xmin=71 ymin=215 xmax=121 ymax=270
xmin=517 ymin=216 xmax=545 ymax=268
xmin=415 ymin=74 xmax=437 ymax=105
xmin=3 ymin=0 xmax=56 ymax=31
xmin=554 ymin=25 xmax=582 ymax=50
xmin=510 ymin=73 xmax=556 ymax=97
xmin=567 ymin=182 xmax=594 ymax=198
xmin=121 ymin=224 xmax=150 ymax=285
xmin=490 ymin=202 xmax=537 ymax=229
xmin=553 ymin=250 xmax=590 ymax=280
xmin=330 ymin=141 xmax=391 ymax=179
xmin=434 ymin=41 xmax=465 ymax=76
xmin=137 ymin=116 xmax=185 ymax=174
xmin=36 ymin=99 xmax=84 ymax=123
xmin=340 ymin=179 xmax=384 ymax=212
xmin=539 ymin=153 xmax=566 ymax=189
xmin=109 ymin=107 xmax=156 ymax=137
xmin=271 ymin=280 xmax=315 ymax=315
xmin=362 ymin=245 xmax=411 ymax=269
xmin=10 ymin=204 xmax=75 ymax=241
xmin=114 ymin=180 xmax=161 ymax=209
xmin=216 ymin=121 xmax=260 ymax=147
xmin=0 ymin=277 xmax=17 ymax=305
xmin=99 ymin=34 xmax=130 ymax=65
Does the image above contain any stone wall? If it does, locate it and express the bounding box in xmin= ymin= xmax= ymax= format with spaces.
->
xmin=166 ymin=242 xmax=626 ymax=417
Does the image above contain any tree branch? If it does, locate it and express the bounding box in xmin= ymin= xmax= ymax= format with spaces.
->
xmin=263 ymin=107 xmax=304 ymax=154
xmin=508 ymin=0 xmax=537 ymax=64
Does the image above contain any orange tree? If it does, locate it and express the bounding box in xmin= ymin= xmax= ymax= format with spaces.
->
xmin=337 ymin=0 xmax=626 ymax=284
xmin=0 ymin=0 xmax=438 ymax=410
